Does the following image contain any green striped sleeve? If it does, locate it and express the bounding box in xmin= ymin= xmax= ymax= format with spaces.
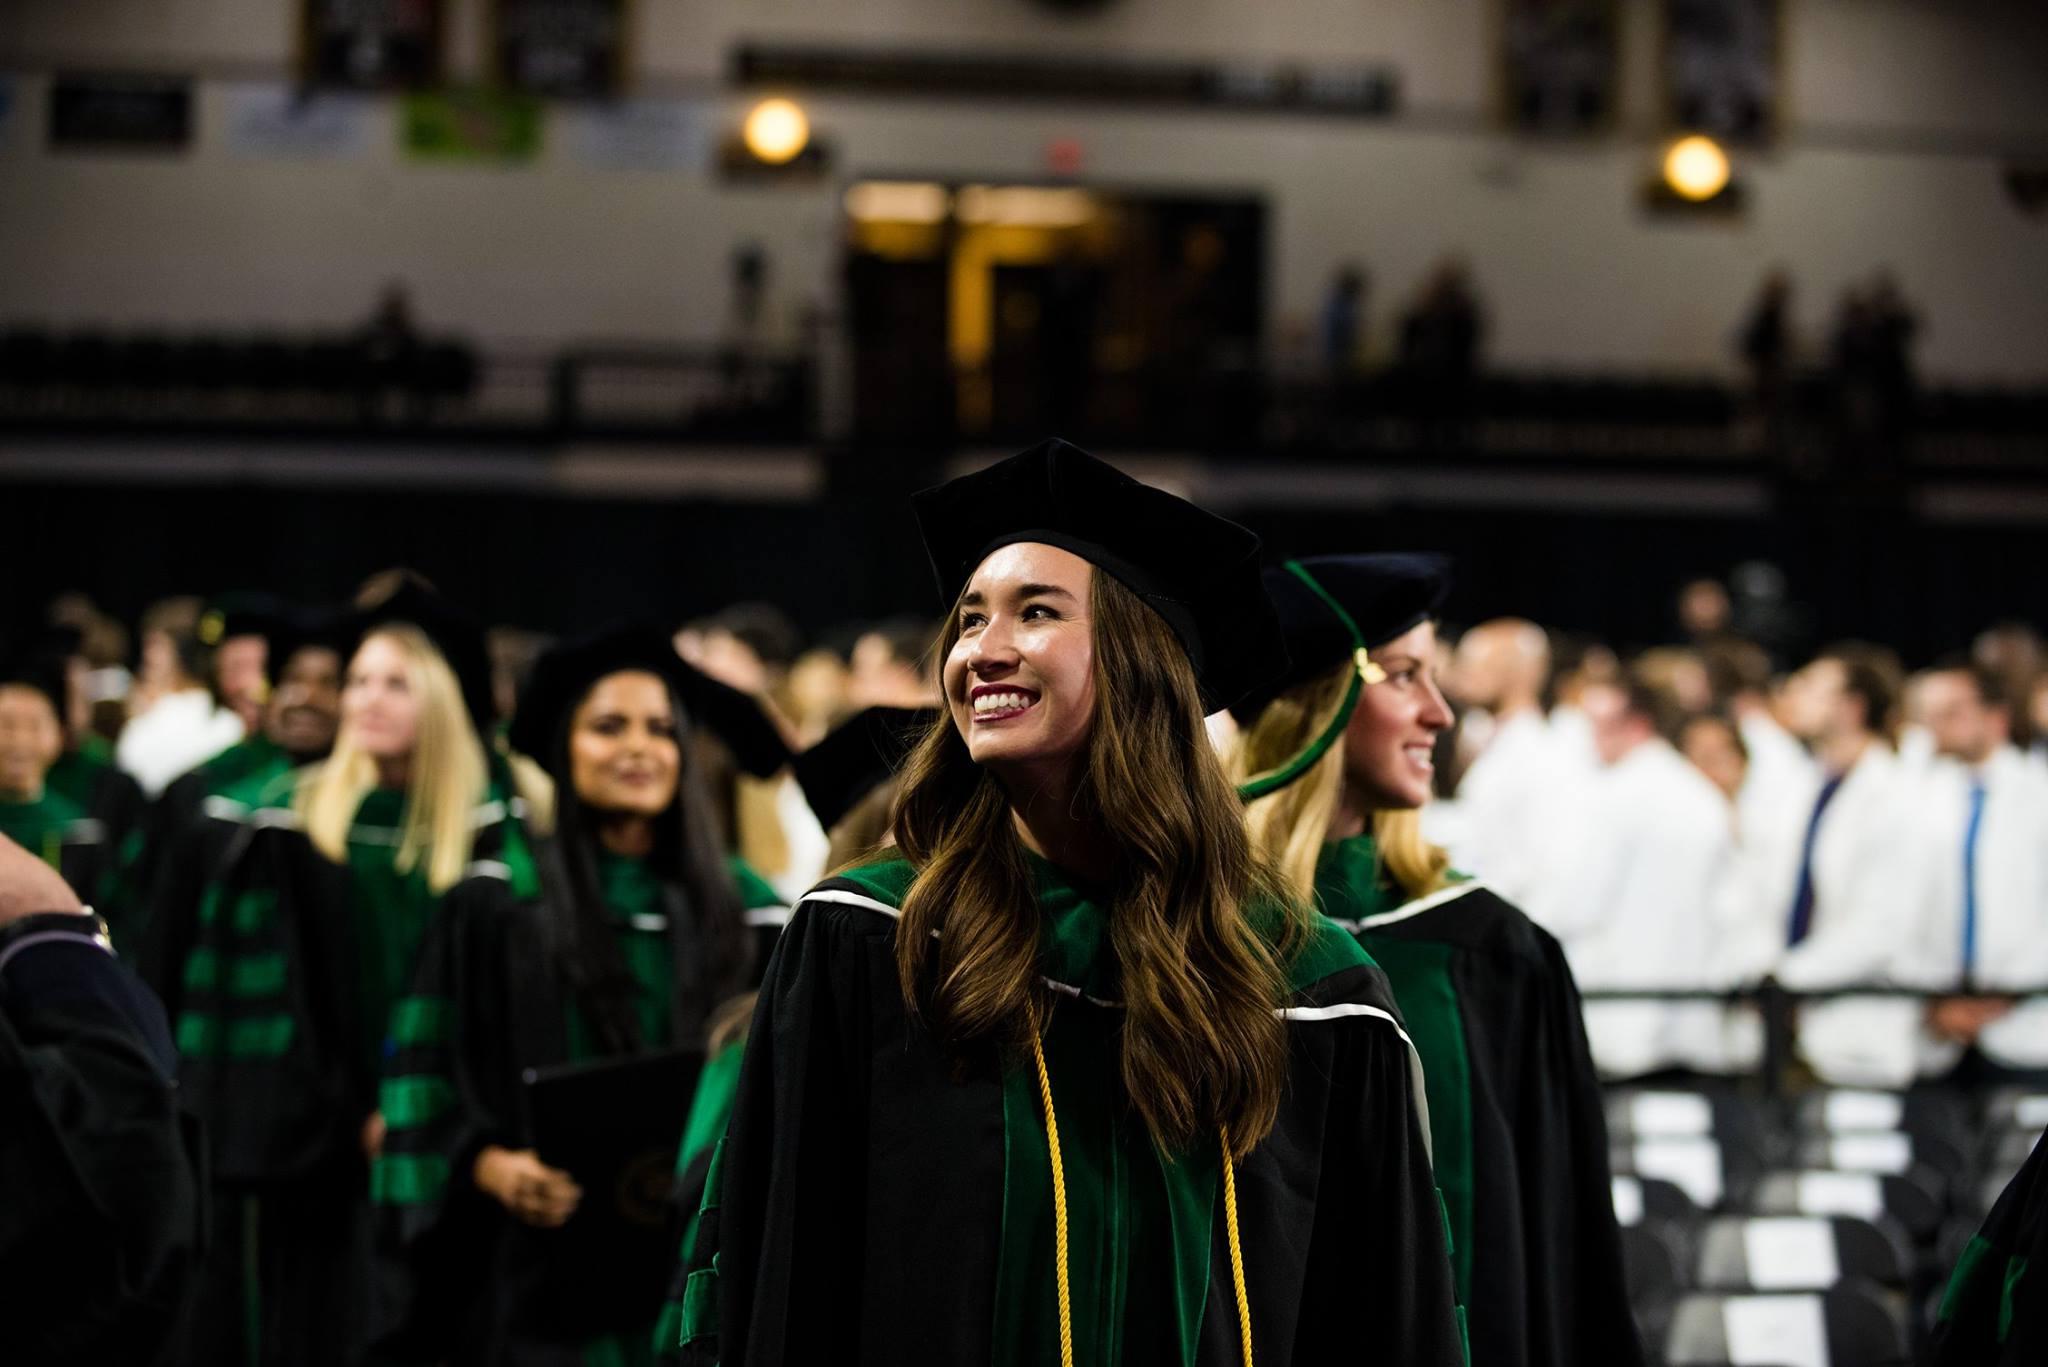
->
xmin=380 ymin=1074 xmax=458 ymax=1131
xmin=388 ymin=995 xmax=454 ymax=1050
xmin=372 ymin=1153 xmax=452 ymax=1206
xmin=176 ymin=1012 xmax=296 ymax=1058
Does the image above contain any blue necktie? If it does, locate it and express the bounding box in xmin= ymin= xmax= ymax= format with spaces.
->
xmin=1787 ymin=776 xmax=1845 ymax=947
xmin=1961 ymin=778 xmax=1987 ymax=990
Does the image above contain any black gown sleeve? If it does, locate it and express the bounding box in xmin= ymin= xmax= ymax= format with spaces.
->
xmin=1215 ymin=961 xmax=1469 ymax=1366
xmin=1930 ymin=1127 xmax=2048 ymax=1365
xmin=680 ymin=900 xmax=875 ymax=1367
xmin=0 ymin=934 xmax=205 ymax=1365
xmin=369 ymin=874 xmax=547 ymax=1357
xmin=1510 ymin=927 xmax=1645 ymax=1367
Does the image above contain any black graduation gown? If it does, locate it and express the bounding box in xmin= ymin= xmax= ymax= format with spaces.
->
xmin=0 ymin=928 xmax=205 ymax=1365
xmin=371 ymin=853 xmax=789 ymax=1364
xmin=1315 ymin=845 xmax=1644 ymax=1367
xmin=1930 ymin=1126 xmax=2048 ymax=1364
xmin=169 ymin=789 xmax=537 ymax=1367
xmin=679 ymin=859 xmax=1468 ymax=1367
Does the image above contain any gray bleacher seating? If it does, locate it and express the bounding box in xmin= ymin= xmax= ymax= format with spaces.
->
xmin=1750 ymin=1170 xmax=1944 ymax=1245
xmin=1694 ymin=1215 xmax=1910 ymax=1294
xmin=1665 ymin=1283 xmax=1909 ymax=1366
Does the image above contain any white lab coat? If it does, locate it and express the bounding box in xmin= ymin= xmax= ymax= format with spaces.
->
xmin=1732 ymin=746 xmax=1939 ymax=1087
xmin=114 ymin=688 xmax=245 ymax=798
xmin=1901 ymin=748 xmax=2048 ymax=1074
xmin=1449 ymin=709 xmax=1576 ymax=924
xmin=1555 ymin=739 xmax=1738 ymax=1078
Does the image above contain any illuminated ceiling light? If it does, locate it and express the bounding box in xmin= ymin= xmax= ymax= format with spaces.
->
xmin=844 ymin=181 xmax=951 ymax=224
xmin=1663 ymin=135 xmax=1731 ymax=203
xmin=955 ymin=185 xmax=1096 ymax=227
xmin=743 ymin=98 xmax=811 ymax=165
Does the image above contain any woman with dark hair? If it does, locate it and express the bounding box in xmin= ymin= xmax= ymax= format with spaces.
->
xmin=1229 ymin=553 xmax=1641 ymax=1367
xmin=676 ymin=441 xmax=1464 ymax=1366
xmin=372 ymin=625 xmax=790 ymax=1365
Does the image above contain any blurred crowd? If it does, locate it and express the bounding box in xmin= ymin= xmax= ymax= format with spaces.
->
xmin=1411 ymin=581 xmax=2048 ymax=1091
xmin=7 ymin=569 xmax=2046 ymax=1099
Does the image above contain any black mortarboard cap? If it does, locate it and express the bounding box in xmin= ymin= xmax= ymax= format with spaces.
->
xmin=199 ymin=592 xmax=292 ymax=659
xmin=910 ymin=438 xmax=1286 ymax=712
xmin=350 ymin=580 xmax=497 ymax=740
xmin=795 ymin=706 xmax=940 ymax=831
xmin=508 ymin=624 xmax=792 ymax=780
xmin=1231 ymin=553 xmax=1451 ymax=722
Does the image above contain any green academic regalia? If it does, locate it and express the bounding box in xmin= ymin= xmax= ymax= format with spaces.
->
xmin=1314 ymin=837 xmax=1643 ymax=1367
xmin=0 ymin=788 xmax=115 ymax=922
xmin=47 ymin=732 xmax=150 ymax=908
xmin=169 ymin=775 xmax=537 ymax=1367
xmin=370 ymin=847 xmax=787 ymax=1367
xmin=675 ymin=855 xmax=1467 ymax=1367
xmin=1931 ymin=1126 xmax=2048 ymax=1364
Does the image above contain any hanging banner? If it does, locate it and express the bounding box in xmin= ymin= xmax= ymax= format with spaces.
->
xmin=491 ymin=0 xmax=631 ymax=99
xmin=401 ymin=88 xmax=543 ymax=163
xmin=567 ymin=99 xmax=708 ymax=172
xmin=222 ymin=82 xmax=375 ymax=160
xmin=1662 ymin=0 xmax=1781 ymax=144
xmin=49 ymin=73 xmax=194 ymax=152
xmin=1497 ymin=0 xmax=1622 ymax=134
xmin=302 ymin=0 xmax=446 ymax=91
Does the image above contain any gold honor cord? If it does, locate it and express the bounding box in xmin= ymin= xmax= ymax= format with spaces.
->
xmin=1235 ymin=561 xmax=1384 ymax=803
xmin=1031 ymin=1026 xmax=1256 ymax=1367
xmin=1031 ymin=1028 xmax=1075 ymax=1367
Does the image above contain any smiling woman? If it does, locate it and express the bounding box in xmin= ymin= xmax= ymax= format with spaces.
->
xmin=1230 ymin=553 xmax=1645 ymax=1367
xmin=169 ymin=578 xmax=542 ymax=1367
xmin=369 ymin=624 xmax=795 ymax=1362
xmin=676 ymin=440 xmax=1466 ymax=1367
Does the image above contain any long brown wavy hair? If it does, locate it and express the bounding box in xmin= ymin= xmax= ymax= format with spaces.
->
xmin=891 ymin=567 xmax=1301 ymax=1157
xmin=1231 ymin=662 xmax=1452 ymax=906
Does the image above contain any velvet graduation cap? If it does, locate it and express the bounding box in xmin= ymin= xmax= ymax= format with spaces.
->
xmin=1234 ymin=553 xmax=1451 ymax=800
xmin=202 ymin=594 xmax=348 ymax=684
xmin=508 ymin=625 xmax=792 ymax=780
xmin=910 ymin=438 xmax=1287 ymax=713
xmin=349 ymin=578 xmax=498 ymax=741
xmin=795 ymin=705 xmax=941 ymax=831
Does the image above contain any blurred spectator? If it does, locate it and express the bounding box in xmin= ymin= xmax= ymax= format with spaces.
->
xmin=1399 ymin=257 xmax=1484 ymax=448
xmin=355 ymin=281 xmax=423 ymax=422
xmin=1907 ymin=661 xmax=2048 ymax=1080
xmin=1632 ymin=647 xmax=1712 ymax=716
xmin=1676 ymin=577 xmax=1733 ymax=645
xmin=116 ymin=597 xmax=243 ymax=798
xmin=2030 ymin=674 xmax=2048 ymax=766
xmin=487 ymin=626 xmax=553 ymax=729
xmin=786 ymin=648 xmax=851 ymax=747
xmin=846 ymin=617 xmax=937 ymax=711
xmin=1443 ymin=619 xmax=1571 ymax=913
xmin=1973 ymin=622 xmax=2045 ymax=748
xmin=1557 ymin=676 xmax=1734 ymax=1078
xmin=1736 ymin=269 xmax=1793 ymax=451
xmin=1737 ymin=643 xmax=1928 ymax=1086
xmin=1319 ymin=263 xmax=1368 ymax=375
xmin=1679 ymin=710 xmax=1749 ymax=808
xmin=46 ymin=594 xmax=131 ymax=742
xmin=1700 ymin=636 xmax=1817 ymax=849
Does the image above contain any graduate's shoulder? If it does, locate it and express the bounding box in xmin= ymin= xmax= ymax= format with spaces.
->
xmin=810 ymin=855 xmax=917 ymax=911
xmin=1347 ymin=878 xmax=1553 ymax=963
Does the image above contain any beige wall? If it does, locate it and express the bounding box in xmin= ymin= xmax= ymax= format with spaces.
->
xmin=2 ymin=0 xmax=2044 ymax=386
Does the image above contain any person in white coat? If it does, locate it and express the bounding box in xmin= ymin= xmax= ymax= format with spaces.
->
xmin=1443 ymin=619 xmax=1577 ymax=920
xmin=1906 ymin=662 xmax=2048 ymax=1081
xmin=1735 ymin=644 xmax=1935 ymax=1087
xmin=1556 ymin=676 xmax=1736 ymax=1079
